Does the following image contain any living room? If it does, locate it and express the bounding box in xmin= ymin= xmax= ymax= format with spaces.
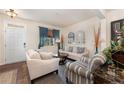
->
xmin=0 ymin=9 xmax=124 ymax=84
xmin=2 ymin=1 xmax=124 ymax=93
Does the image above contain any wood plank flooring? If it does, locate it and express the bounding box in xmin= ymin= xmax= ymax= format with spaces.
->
xmin=32 ymin=65 xmax=66 ymax=84
xmin=32 ymin=59 xmax=74 ymax=84
xmin=0 ymin=62 xmax=31 ymax=84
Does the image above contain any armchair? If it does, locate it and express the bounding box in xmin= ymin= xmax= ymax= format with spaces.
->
xmin=65 ymin=53 xmax=106 ymax=84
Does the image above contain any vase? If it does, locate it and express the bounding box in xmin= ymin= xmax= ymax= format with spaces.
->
xmin=95 ymin=47 xmax=98 ymax=54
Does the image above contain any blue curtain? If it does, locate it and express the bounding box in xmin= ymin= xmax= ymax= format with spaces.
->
xmin=38 ymin=27 xmax=60 ymax=49
xmin=38 ymin=27 xmax=48 ymax=49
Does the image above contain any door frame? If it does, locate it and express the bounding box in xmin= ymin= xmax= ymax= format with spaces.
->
xmin=4 ymin=21 xmax=27 ymax=64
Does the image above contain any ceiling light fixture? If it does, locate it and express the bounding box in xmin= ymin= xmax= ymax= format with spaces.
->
xmin=6 ymin=9 xmax=17 ymax=18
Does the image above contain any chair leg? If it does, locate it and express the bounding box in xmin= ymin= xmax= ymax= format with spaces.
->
xmin=55 ymin=70 xmax=58 ymax=74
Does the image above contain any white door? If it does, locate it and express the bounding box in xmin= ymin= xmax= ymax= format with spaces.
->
xmin=5 ymin=24 xmax=26 ymax=64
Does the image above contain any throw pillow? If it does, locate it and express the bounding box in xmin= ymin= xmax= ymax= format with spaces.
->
xmin=39 ymin=52 xmax=53 ymax=60
xmin=68 ymin=46 xmax=73 ymax=52
xmin=29 ymin=50 xmax=41 ymax=59
xmin=77 ymin=47 xmax=85 ymax=54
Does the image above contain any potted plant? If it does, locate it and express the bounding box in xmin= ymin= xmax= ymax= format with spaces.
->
xmin=103 ymin=40 xmax=124 ymax=66
xmin=103 ymin=43 xmax=113 ymax=64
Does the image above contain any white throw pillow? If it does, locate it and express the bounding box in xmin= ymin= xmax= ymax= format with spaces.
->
xmin=28 ymin=50 xmax=41 ymax=59
xmin=39 ymin=52 xmax=53 ymax=60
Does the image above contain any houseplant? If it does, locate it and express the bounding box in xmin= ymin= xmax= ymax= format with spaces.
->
xmin=102 ymin=42 xmax=113 ymax=64
xmin=103 ymin=26 xmax=124 ymax=65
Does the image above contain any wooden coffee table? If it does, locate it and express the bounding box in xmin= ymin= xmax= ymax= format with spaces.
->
xmin=59 ymin=53 xmax=68 ymax=65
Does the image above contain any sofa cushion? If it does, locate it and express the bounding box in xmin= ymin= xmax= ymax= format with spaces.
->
xmin=39 ymin=52 xmax=53 ymax=60
xmin=68 ymin=52 xmax=82 ymax=60
xmin=77 ymin=47 xmax=85 ymax=54
xmin=59 ymin=50 xmax=84 ymax=61
xmin=28 ymin=50 xmax=41 ymax=59
xmin=68 ymin=46 xmax=73 ymax=52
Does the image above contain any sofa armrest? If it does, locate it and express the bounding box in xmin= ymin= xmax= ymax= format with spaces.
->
xmin=27 ymin=58 xmax=60 ymax=63
xmin=65 ymin=61 xmax=90 ymax=78
xmin=89 ymin=53 xmax=106 ymax=72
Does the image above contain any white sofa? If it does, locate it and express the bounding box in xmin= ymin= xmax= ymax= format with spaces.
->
xmin=38 ymin=45 xmax=58 ymax=54
xmin=59 ymin=47 xmax=89 ymax=61
xmin=26 ymin=49 xmax=60 ymax=80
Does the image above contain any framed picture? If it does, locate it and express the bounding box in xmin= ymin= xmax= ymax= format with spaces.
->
xmin=111 ymin=19 xmax=124 ymax=41
xmin=76 ymin=31 xmax=85 ymax=44
xmin=68 ymin=32 xmax=75 ymax=44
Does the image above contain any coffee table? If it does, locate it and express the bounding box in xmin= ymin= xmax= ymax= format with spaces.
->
xmin=59 ymin=53 xmax=68 ymax=65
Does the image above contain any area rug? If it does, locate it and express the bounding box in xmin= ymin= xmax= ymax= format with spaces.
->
xmin=0 ymin=69 xmax=17 ymax=84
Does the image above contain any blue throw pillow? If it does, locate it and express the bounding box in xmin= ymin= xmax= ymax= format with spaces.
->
xmin=77 ymin=47 xmax=85 ymax=54
xmin=68 ymin=46 xmax=73 ymax=52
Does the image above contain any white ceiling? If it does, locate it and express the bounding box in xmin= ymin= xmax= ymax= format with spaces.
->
xmin=0 ymin=9 xmax=104 ymax=27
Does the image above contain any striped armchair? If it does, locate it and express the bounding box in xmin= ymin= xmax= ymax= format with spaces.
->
xmin=65 ymin=53 xmax=106 ymax=84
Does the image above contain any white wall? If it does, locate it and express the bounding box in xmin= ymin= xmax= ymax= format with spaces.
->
xmin=0 ymin=13 xmax=61 ymax=65
xmin=100 ymin=19 xmax=107 ymax=51
xmin=106 ymin=10 xmax=124 ymax=46
xmin=61 ymin=17 xmax=106 ymax=56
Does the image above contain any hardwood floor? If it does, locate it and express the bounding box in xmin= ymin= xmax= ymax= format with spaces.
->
xmin=0 ymin=62 xmax=66 ymax=84
xmin=32 ymin=59 xmax=74 ymax=84
xmin=0 ymin=59 xmax=74 ymax=84
xmin=32 ymin=65 xmax=66 ymax=84
xmin=0 ymin=62 xmax=31 ymax=84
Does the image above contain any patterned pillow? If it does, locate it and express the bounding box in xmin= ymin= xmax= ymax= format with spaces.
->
xmin=68 ymin=46 xmax=73 ymax=52
xmin=77 ymin=47 xmax=85 ymax=54
xmin=29 ymin=50 xmax=41 ymax=59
